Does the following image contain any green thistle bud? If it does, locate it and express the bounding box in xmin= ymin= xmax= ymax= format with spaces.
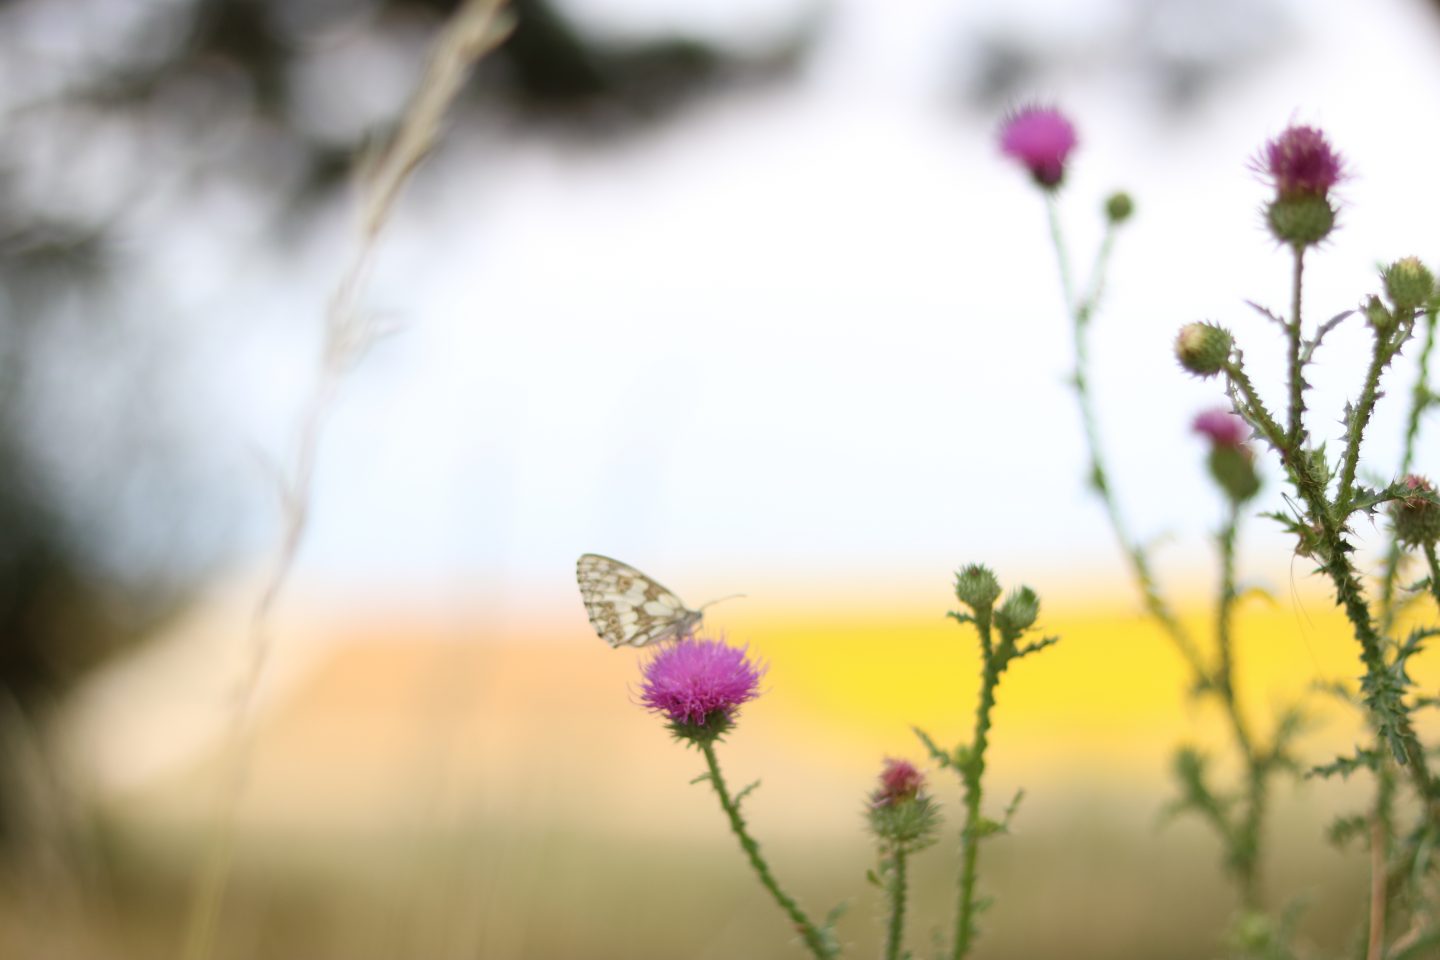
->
xmin=1266 ymin=194 xmax=1336 ymax=248
xmin=1383 ymin=257 xmax=1434 ymax=315
xmin=1175 ymin=322 xmax=1233 ymax=378
xmin=995 ymin=586 xmax=1040 ymax=635
xmin=954 ymin=564 xmax=1002 ymax=614
xmin=1207 ymin=446 xmax=1261 ymax=504
xmin=1391 ymin=475 xmax=1440 ymax=548
xmin=866 ymin=759 xmax=940 ymax=851
xmin=867 ymin=794 xmax=941 ymax=850
xmin=1364 ymin=295 xmax=1394 ymax=332
xmin=1104 ymin=191 xmax=1134 ymax=224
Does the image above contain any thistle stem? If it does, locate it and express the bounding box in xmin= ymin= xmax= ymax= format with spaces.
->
xmin=883 ymin=848 xmax=908 ymax=960
xmin=1366 ymin=760 xmax=1395 ymax=960
xmin=1225 ymin=356 xmax=1436 ymax=798
xmin=1216 ymin=499 xmax=1266 ymax=909
xmin=1381 ymin=308 xmax=1438 ymax=629
xmin=701 ymin=742 xmax=837 ymax=960
xmin=1367 ymin=813 xmax=1387 ymax=960
xmin=1287 ymin=247 xmax=1306 ymax=448
xmin=1397 ymin=308 xmax=1437 ymax=481
xmin=954 ymin=629 xmax=999 ymax=960
xmin=1339 ymin=327 xmax=1400 ymax=511
xmin=1215 ymin=500 xmax=1253 ymax=756
xmin=1046 ymin=196 xmax=1206 ymax=678
xmin=1425 ymin=544 xmax=1440 ymax=608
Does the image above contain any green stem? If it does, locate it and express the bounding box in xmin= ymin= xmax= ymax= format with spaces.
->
xmin=1047 ymin=196 xmax=1206 ymax=678
xmin=1367 ymin=756 xmax=1396 ymax=960
xmin=1215 ymin=500 xmax=1253 ymax=754
xmin=1287 ymin=247 xmax=1307 ymax=448
xmin=1339 ymin=329 xmax=1398 ymax=511
xmin=1045 ymin=195 xmax=1078 ymax=309
xmin=883 ymin=847 xmax=908 ymax=960
xmin=1226 ymin=358 xmax=1435 ymax=798
xmin=954 ymin=640 xmax=999 ymax=960
xmin=1216 ymin=498 xmax=1267 ymax=909
xmin=1425 ymin=544 xmax=1440 ymax=609
xmin=1223 ymin=358 xmax=1288 ymax=452
xmin=1381 ymin=308 xmax=1438 ymax=631
xmin=701 ymin=742 xmax=837 ymax=960
xmin=1398 ymin=309 xmax=1437 ymax=479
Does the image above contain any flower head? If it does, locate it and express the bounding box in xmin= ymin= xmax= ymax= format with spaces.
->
xmin=1383 ymin=257 xmax=1435 ymax=315
xmin=999 ymin=106 xmax=1077 ymax=189
xmin=639 ymin=637 xmax=764 ymax=742
xmin=874 ymin=758 xmax=925 ymax=807
xmin=1391 ymin=474 xmax=1440 ymax=547
xmin=1258 ymin=125 xmax=1343 ymax=247
xmin=866 ymin=757 xmax=940 ymax=850
xmin=1192 ymin=409 xmax=1249 ymax=448
xmin=1175 ymin=322 xmax=1234 ymax=377
xmin=1259 ymin=125 xmax=1344 ymax=199
xmin=1193 ymin=409 xmax=1260 ymax=503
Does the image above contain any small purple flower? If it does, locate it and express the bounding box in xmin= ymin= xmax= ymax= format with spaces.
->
xmin=873 ymin=758 xmax=925 ymax=807
xmin=999 ymin=106 xmax=1077 ymax=188
xmin=640 ymin=637 xmax=764 ymax=737
xmin=1259 ymin=125 xmax=1343 ymax=199
xmin=1192 ymin=409 xmax=1249 ymax=448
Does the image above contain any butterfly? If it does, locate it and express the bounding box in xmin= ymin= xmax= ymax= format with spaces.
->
xmin=576 ymin=553 xmax=704 ymax=648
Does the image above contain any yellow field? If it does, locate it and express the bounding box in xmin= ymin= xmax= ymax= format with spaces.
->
xmin=7 ymin=580 xmax=1433 ymax=958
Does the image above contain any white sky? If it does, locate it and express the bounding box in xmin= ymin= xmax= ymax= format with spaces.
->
xmin=127 ymin=0 xmax=1440 ymax=616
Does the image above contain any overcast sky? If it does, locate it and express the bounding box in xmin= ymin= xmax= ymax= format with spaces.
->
xmin=120 ymin=0 xmax=1440 ymax=618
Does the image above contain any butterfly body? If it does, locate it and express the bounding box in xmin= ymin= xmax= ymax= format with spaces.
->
xmin=576 ymin=553 xmax=703 ymax=648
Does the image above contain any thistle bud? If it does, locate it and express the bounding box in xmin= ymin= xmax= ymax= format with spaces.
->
xmin=1257 ymin=125 xmax=1343 ymax=248
xmin=1105 ymin=192 xmax=1134 ymax=224
xmin=995 ymin=586 xmax=1040 ymax=635
xmin=1175 ymin=322 xmax=1233 ymax=377
xmin=1383 ymin=257 xmax=1434 ymax=316
xmin=1208 ymin=447 xmax=1261 ymax=504
xmin=1266 ymin=194 xmax=1336 ymax=248
xmin=1364 ymin=295 xmax=1394 ymax=332
xmin=1193 ymin=409 xmax=1259 ymax=503
xmin=1391 ymin=475 xmax=1440 ymax=548
xmin=954 ymin=564 xmax=1002 ymax=614
xmin=866 ymin=758 xmax=940 ymax=850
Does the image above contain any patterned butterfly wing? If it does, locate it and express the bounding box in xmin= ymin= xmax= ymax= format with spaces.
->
xmin=576 ymin=554 xmax=703 ymax=648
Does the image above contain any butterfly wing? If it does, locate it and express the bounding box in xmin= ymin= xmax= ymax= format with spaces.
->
xmin=576 ymin=553 xmax=702 ymax=648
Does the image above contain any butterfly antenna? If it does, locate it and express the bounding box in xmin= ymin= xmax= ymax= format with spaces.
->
xmin=698 ymin=594 xmax=747 ymax=612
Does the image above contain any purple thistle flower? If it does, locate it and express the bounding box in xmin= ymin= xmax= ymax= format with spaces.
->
xmin=999 ymin=106 xmax=1077 ymax=189
xmin=1192 ymin=409 xmax=1249 ymax=448
xmin=873 ymin=758 xmax=925 ymax=807
xmin=1259 ymin=125 xmax=1344 ymax=199
xmin=639 ymin=637 xmax=764 ymax=737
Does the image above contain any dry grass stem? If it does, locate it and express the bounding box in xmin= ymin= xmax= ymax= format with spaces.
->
xmin=178 ymin=5 xmax=514 ymax=960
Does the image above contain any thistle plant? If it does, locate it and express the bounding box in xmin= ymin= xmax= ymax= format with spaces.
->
xmin=1003 ymin=106 xmax=1303 ymax=935
xmin=916 ymin=564 xmax=1058 ymax=960
xmin=865 ymin=759 xmax=940 ymax=960
xmin=608 ymin=560 xmax=1057 ymax=960
xmin=590 ymin=107 xmax=1438 ymax=960
xmin=638 ymin=636 xmax=845 ymax=960
xmin=1177 ymin=123 xmax=1440 ymax=957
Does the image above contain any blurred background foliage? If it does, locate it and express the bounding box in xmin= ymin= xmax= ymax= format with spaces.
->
xmin=0 ymin=0 xmax=815 ymax=841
